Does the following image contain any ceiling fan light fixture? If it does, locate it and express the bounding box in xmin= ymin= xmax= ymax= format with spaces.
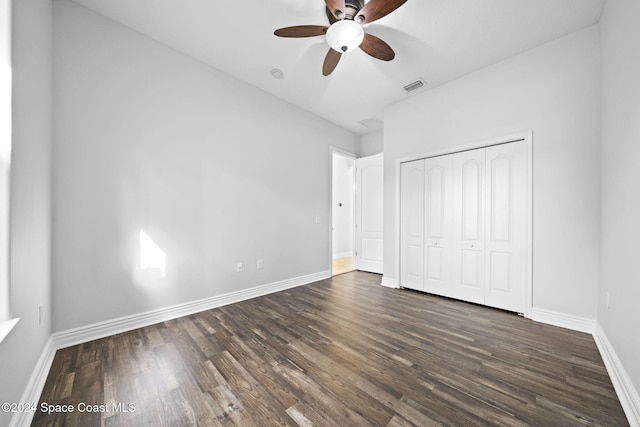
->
xmin=325 ymin=20 xmax=364 ymax=53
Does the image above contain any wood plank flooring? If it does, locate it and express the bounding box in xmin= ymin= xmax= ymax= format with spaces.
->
xmin=32 ymin=271 xmax=628 ymax=426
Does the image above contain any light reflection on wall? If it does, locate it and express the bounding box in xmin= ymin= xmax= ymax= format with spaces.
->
xmin=139 ymin=229 xmax=166 ymax=278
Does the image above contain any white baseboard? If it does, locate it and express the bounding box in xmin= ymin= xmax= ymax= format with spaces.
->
xmin=332 ymin=252 xmax=352 ymax=260
xmin=9 ymin=336 xmax=56 ymax=427
xmin=16 ymin=275 xmax=636 ymax=427
xmin=12 ymin=270 xmax=330 ymax=427
xmin=380 ymin=276 xmax=399 ymax=289
xmin=53 ymin=270 xmax=331 ymax=350
xmin=11 ymin=271 xmax=330 ymax=427
xmin=531 ymin=309 xmax=639 ymax=425
xmin=530 ymin=307 xmax=596 ymax=333
xmin=593 ymin=323 xmax=640 ymax=427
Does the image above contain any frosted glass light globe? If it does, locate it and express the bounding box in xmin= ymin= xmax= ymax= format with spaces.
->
xmin=325 ymin=20 xmax=364 ymax=53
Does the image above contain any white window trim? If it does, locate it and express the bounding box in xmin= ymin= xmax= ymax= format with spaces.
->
xmin=0 ymin=0 xmax=13 ymax=338
xmin=0 ymin=317 xmax=19 ymax=343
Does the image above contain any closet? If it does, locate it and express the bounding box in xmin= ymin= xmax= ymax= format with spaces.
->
xmin=400 ymin=140 xmax=528 ymax=313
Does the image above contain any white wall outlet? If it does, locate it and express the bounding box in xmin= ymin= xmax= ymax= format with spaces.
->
xmin=236 ymin=262 xmax=243 ymax=273
xmin=315 ymin=216 xmax=321 ymax=224
xmin=257 ymin=259 xmax=263 ymax=269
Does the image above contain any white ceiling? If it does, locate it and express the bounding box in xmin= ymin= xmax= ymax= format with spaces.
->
xmin=69 ymin=0 xmax=605 ymax=135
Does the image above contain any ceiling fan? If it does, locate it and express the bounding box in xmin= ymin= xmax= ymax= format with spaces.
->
xmin=274 ymin=0 xmax=408 ymax=76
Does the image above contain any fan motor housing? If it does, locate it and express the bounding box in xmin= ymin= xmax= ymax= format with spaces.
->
xmin=345 ymin=0 xmax=364 ymax=9
xmin=344 ymin=0 xmax=364 ymax=19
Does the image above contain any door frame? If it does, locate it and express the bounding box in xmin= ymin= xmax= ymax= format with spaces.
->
xmin=330 ymin=146 xmax=357 ymax=276
xmin=394 ymin=130 xmax=533 ymax=318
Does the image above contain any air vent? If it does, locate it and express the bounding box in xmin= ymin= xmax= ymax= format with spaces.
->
xmin=403 ymin=79 xmax=425 ymax=93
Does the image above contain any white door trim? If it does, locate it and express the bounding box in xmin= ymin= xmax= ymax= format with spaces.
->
xmin=394 ymin=130 xmax=533 ymax=318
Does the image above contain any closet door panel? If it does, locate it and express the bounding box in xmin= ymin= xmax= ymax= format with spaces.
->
xmin=462 ymin=249 xmax=482 ymax=287
xmin=424 ymin=155 xmax=453 ymax=297
xmin=484 ymin=141 xmax=528 ymax=312
xmin=452 ymin=150 xmax=485 ymax=304
xmin=400 ymin=160 xmax=425 ymax=290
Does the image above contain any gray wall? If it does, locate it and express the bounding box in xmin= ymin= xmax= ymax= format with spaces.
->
xmin=383 ymin=26 xmax=601 ymax=320
xmin=0 ymin=0 xmax=53 ymax=426
xmin=600 ymin=0 xmax=640 ymax=400
xmin=4 ymin=1 xmax=639 ymax=424
xmin=52 ymin=0 xmax=359 ymax=331
xmin=360 ymin=130 xmax=383 ymax=157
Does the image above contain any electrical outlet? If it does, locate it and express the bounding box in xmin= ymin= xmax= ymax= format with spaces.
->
xmin=257 ymin=259 xmax=263 ymax=269
xmin=236 ymin=262 xmax=243 ymax=273
xmin=315 ymin=216 xmax=321 ymax=224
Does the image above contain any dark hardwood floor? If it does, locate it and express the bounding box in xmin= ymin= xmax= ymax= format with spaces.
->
xmin=32 ymin=271 xmax=628 ymax=426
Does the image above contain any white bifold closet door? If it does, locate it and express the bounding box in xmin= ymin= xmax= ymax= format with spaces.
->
xmin=400 ymin=140 xmax=528 ymax=313
xmin=482 ymin=142 xmax=527 ymax=312
xmin=400 ymin=159 xmax=424 ymax=290
xmin=451 ymin=148 xmax=486 ymax=304
xmin=424 ymin=155 xmax=453 ymax=296
xmin=400 ymin=156 xmax=453 ymax=294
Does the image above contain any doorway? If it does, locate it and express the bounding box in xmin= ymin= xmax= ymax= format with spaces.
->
xmin=331 ymin=151 xmax=355 ymax=276
xmin=331 ymin=149 xmax=384 ymax=276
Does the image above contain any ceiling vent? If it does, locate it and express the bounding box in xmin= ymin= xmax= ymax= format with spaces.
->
xmin=403 ymin=79 xmax=425 ymax=93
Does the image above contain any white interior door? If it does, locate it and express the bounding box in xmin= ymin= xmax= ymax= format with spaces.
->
xmin=424 ymin=155 xmax=453 ymax=296
xmin=355 ymin=153 xmax=384 ymax=274
xmin=452 ymin=149 xmax=486 ymax=305
xmin=484 ymin=141 xmax=528 ymax=312
xmin=400 ymin=159 xmax=424 ymax=289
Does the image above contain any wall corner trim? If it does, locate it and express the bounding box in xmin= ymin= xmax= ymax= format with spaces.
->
xmin=530 ymin=307 xmax=595 ymax=333
xmin=380 ymin=276 xmax=398 ymax=289
xmin=593 ymin=323 xmax=640 ymax=427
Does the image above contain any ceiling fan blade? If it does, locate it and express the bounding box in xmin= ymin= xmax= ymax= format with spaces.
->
xmin=323 ymin=48 xmax=342 ymax=76
xmin=355 ymin=0 xmax=408 ymax=25
xmin=325 ymin=0 xmax=346 ymax=20
xmin=326 ymin=6 xmax=338 ymax=24
xmin=360 ymin=33 xmax=395 ymax=61
xmin=274 ymin=25 xmax=328 ymax=38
